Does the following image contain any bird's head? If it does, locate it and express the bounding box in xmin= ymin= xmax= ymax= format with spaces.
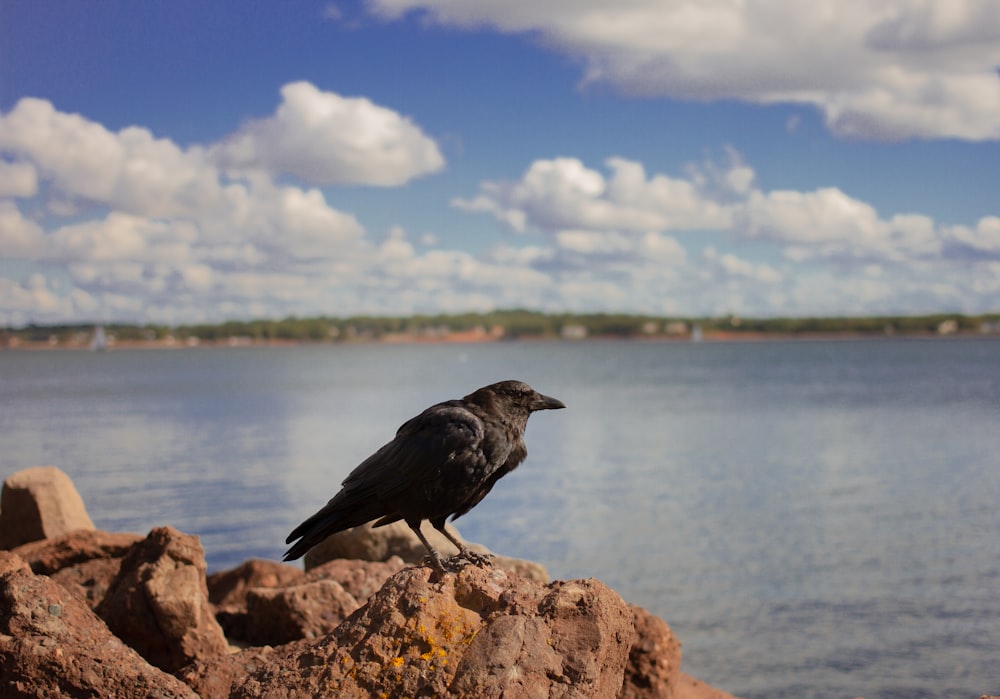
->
xmin=469 ymin=380 xmax=566 ymax=414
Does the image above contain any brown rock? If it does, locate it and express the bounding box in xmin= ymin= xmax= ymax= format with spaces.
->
xmin=620 ymin=605 xmax=683 ymax=698
xmin=0 ymin=551 xmax=196 ymax=698
xmin=206 ymin=559 xmax=305 ymax=643
xmin=179 ymin=646 xmax=280 ymax=699
xmin=187 ymin=564 xmax=635 ymax=698
xmin=302 ymin=519 xmax=469 ymax=567
xmin=303 ymin=519 xmax=550 ymax=582
xmin=208 ymin=557 xmax=404 ymax=646
xmin=11 ymin=529 xmax=141 ymax=608
xmin=673 ymin=672 xmax=741 ymax=699
xmin=302 ymin=555 xmax=407 ymax=602
xmin=95 ymin=526 xmax=229 ymax=673
xmin=207 ymin=558 xmax=304 ymax=609
xmin=50 ymin=556 xmax=124 ymax=608
xmin=245 ymin=578 xmax=360 ymax=645
xmin=0 ymin=466 xmax=96 ymax=549
xmin=12 ymin=529 xmax=142 ymax=575
xmin=0 ymin=551 xmax=31 ymax=576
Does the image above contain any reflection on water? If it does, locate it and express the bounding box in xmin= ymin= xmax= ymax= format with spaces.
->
xmin=1 ymin=339 xmax=999 ymax=698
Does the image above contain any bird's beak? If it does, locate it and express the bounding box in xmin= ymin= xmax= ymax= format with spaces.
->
xmin=532 ymin=393 xmax=566 ymax=411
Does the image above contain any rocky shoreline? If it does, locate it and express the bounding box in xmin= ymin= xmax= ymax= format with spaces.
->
xmin=0 ymin=465 xmax=739 ymax=697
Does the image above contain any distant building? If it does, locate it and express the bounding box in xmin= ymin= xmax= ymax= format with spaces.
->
xmin=561 ymin=324 xmax=588 ymax=340
xmin=937 ymin=319 xmax=959 ymax=335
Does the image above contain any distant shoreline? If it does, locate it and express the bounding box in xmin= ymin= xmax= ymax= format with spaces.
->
xmin=4 ymin=330 xmax=997 ymax=352
xmin=4 ymin=310 xmax=999 ymax=350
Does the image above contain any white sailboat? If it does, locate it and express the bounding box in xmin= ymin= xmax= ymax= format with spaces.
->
xmin=89 ymin=325 xmax=108 ymax=351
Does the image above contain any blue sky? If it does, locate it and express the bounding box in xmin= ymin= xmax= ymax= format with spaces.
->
xmin=1 ymin=0 xmax=998 ymax=325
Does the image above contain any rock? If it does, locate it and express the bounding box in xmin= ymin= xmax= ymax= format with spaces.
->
xmin=208 ymin=557 xmax=405 ymax=646
xmin=12 ymin=529 xmax=142 ymax=575
xmin=95 ymin=526 xmax=229 ymax=673
xmin=0 ymin=551 xmax=30 ymax=576
xmin=302 ymin=519 xmax=472 ymax=567
xmin=245 ymin=578 xmax=360 ymax=645
xmin=207 ymin=559 xmax=305 ymax=643
xmin=207 ymin=559 xmax=304 ymax=609
xmin=302 ymin=555 xmax=407 ymax=602
xmin=178 ymin=646 xmax=280 ymax=699
xmin=620 ymin=605 xmax=682 ymax=698
xmin=0 ymin=551 xmax=197 ymax=698
xmin=12 ymin=529 xmax=142 ymax=608
xmin=50 ymin=556 xmax=124 ymax=608
xmin=0 ymin=466 xmax=95 ymax=549
xmin=494 ymin=554 xmax=551 ymax=583
xmin=186 ymin=564 xmax=635 ymax=698
xmin=673 ymin=672 xmax=740 ymax=699
xmin=303 ymin=519 xmax=550 ymax=582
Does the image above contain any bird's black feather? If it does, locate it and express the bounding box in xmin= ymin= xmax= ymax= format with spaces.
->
xmin=283 ymin=380 xmax=565 ymax=570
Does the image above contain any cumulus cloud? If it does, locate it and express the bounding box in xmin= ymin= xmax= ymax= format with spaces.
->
xmin=453 ymin=156 xmax=732 ymax=234
xmin=1 ymin=90 xmax=997 ymax=323
xmin=0 ymin=160 xmax=38 ymax=198
xmin=703 ymin=247 xmax=783 ymax=284
xmin=0 ymin=93 xmax=383 ymax=324
xmin=213 ymin=81 xmax=445 ymax=185
xmin=0 ymin=97 xmax=233 ymax=219
xmin=451 ymin=152 xmax=1000 ymax=315
xmin=943 ymin=216 xmax=1000 ymax=258
xmin=456 ymin=153 xmax=987 ymax=270
xmin=0 ymin=200 xmax=47 ymax=257
xmin=368 ymin=0 xmax=1000 ymax=141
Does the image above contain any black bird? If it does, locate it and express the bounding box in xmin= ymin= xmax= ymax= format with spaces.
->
xmin=283 ymin=380 xmax=566 ymax=572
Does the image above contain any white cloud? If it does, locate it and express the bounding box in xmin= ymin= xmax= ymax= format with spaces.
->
xmin=0 ymin=97 xmax=231 ymax=219
xmin=0 ymin=98 xmax=126 ymax=204
xmin=944 ymin=216 xmax=1000 ymax=257
xmin=1 ymin=89 xmax=997 ymax=322
xmin=452 ymin=156 xmax=732 ymax=234
xmin=704 ymin=247 xmax=783 ymax=283
xmin=213 ymin=81 xmax=445 ymax=186
xmin=453 ymin=152 xmax=995 ymax=280
xmin=739 ymin=187 xmax=959 ymax=264
xmin=52 ymin=213 xmax=171 ymax=263
xmin=0 ymin=95 xmax=380 ymax=322
xmin=0 ymin=161 xmax=38 ymax=198
xmin=0 ymin=200 xmax=47 ymax=257
xmin=741 ymin=187 xmax=885 ymax=244
xmin=450 ymin=151 xmax=1000 ymax=315
xmin=553 ymin=229 xmax=686 ymax=267
xmin=368 ymin=0 xmax=1000 ymax=141
xmin=0 ymin=274 xmax=98 ymax=325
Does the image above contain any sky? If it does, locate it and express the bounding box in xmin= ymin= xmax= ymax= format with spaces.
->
xmin=1 ymin=0 xmax=999 ymax=325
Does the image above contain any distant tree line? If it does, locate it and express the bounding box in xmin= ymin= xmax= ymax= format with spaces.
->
xmin=3 ymin=310 xmax=999 ymax=346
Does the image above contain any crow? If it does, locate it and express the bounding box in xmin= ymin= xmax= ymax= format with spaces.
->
xmin=283 ymin=380 xmax=566 ymax=572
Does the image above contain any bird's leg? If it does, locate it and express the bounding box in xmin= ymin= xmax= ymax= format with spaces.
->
xmin=431 ymin=518 xmax=494 ymax=567
xmin=407 ymin=520 xmax=450 ymax=574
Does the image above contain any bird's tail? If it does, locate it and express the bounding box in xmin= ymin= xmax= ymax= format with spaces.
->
xmin=283 ymin=494 xmax=385 ymax=561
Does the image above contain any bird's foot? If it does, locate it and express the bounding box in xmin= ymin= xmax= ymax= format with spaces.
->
xmin=422 ymin=550 xmax=493 ymax=573
xmin=453 ymin=548 xmax=494 ymax=568
xmin=424 ymin=556 xmax=472 ymax=574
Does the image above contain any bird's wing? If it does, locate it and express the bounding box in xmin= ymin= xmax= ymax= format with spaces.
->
xmin=341 ymin=401 xmax=491 ymax=503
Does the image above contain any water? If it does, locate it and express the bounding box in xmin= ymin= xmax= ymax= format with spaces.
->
xmin=1 ymin=339 xmax=998 ymax=698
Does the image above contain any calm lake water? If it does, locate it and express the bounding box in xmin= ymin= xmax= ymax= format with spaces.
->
xmin=1 ymin=339 xmax=998 ymax=698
